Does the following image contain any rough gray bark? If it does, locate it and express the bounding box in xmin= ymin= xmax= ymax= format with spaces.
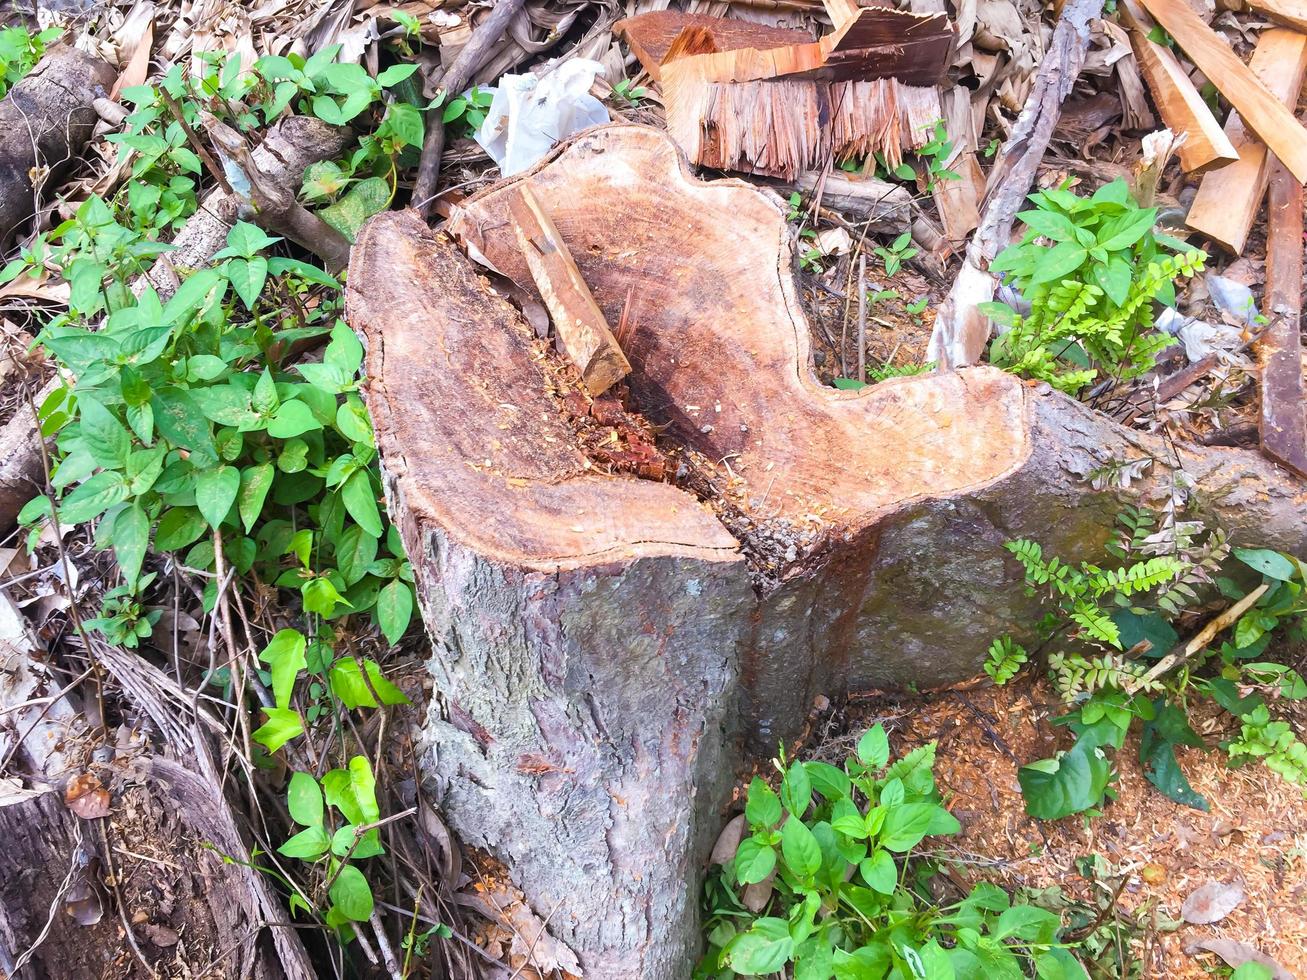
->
xmin=351 ymin=127 xmax=1307 ymax=978
xmin=0 ymin=46 xmax=115 ymax=249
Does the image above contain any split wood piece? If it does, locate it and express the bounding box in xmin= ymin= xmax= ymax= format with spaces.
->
xmin=1138 ymin=0 xmax=1307 ymax=183
xmin=794 ymin=170 xmax=912 ymax=232
xmin=507 ymin=184 xmax=631 ymax=395
xmin=1260 ymin=158 xmax=1307 ymax=477
xmin=0 ymin=46 xmax=116 ymax=248
xmin=347 ymin=125 xmax=1307 ymax=976
xmin=1241 ymin=0 xmax=1307 ymax=32
xmin=928 ymin=0 xmax=1104 ymax=367
xmin=1186 ymin=29 xmax=1307 ymax=254
xmin=618 ymin=7 xmax=952 ymax=87
xmin=930 ymin=85 xmax=983 ymax=243
xmin=616 ymin=10 xmax=951 ymax=176
xmin=1119 ymin=0 xmax=1238 ymax=173
xmin=0 ymin=116 xmax=351 ymax=533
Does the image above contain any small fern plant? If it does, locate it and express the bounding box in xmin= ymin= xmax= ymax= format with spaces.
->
xmin=979 ymin=177 xmax=1207 ymax=396
xmin=985 ymin=636 xmax=1028 ymax=685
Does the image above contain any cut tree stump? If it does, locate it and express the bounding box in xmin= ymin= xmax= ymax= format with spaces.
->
xmin=0 ymin=46 xmax=116 ymax=249
xmin=350 ymin=124 xmax=1307 ymax=979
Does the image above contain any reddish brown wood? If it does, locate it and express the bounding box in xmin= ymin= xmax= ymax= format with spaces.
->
xmin=1260 ymin=158 xmax=1307 ymax=476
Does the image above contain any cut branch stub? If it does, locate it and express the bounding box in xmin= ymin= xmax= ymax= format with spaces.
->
xmin=354 ymin=125 xmax=1307 ymax=976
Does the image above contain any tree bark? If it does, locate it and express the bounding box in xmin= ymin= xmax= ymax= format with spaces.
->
xmin=0 ymin=46 xmax=116 ymax=249
xmin=349 ymin=124 xmax=1307 ymax=978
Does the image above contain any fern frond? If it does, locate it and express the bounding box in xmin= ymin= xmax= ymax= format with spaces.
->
xmin=985 ymin=636 xmax=1029 ymax=686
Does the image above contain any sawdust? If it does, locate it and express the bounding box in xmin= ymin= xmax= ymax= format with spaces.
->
xmin=837 ymin=677 xmax=1307 ymax=978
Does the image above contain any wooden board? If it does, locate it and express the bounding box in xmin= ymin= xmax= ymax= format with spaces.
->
xmin=508 ymin=185 xmax=631 ymax=396
xmin=1260 ymin=158 xmax=1307 ymax=476
xmin=615 ymin=11 xmax=812 ymax=82
xmin=1138 ymin=0 xmax=1307 ymax=182
xmin=1242 ymin=0 xmax=1307 ymax=32
xmin=1119 ymin=0 xmax=1238 ymax=173
xmin=1185 ymin=28 xmax=1307 ymax=253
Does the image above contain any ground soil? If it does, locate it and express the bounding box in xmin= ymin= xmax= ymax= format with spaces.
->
xmin=821 ymin=677 xmax=1307 ymax=978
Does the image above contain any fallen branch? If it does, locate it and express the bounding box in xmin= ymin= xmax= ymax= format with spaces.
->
xmin=927 ymin=0 xmax=1104 ymax=368
xmin=1130 ymin=582 xmax=1270 ymax=691
xmin=411 ymin=0 xmax=529 ymax=217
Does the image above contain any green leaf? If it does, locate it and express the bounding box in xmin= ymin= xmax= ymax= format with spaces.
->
xmin=287 ymin=771 xmax=324 ymax=826
xmin=734 ymin=838 xmax=776 ymax=885
xmin=151 ymin=388 xmax=217 ymax=465
xmin=349 ymin=754 xmax=380 ymax=822
xmin=112 ymin=504 xmax=150 ymax=588
xmin=1111 ymin=608 xmax=1178 ymax=657
xmin=1139 ymin=700 xmax=1208 ymax=810
xmin=375 ymin=63 xmax=417 ymax=86
xmin=1233 ymin=548 xmax=1297 ymax=581
xmin=384 ymin=100 xmax=423 ymax=147
xmin=78 ymin=396 xmax=132 ymax=469
xmin=859 ymin=848 xmax=897 ymax=894
xmin=745 ymin=777 xmax=782 ymax=828
xmin=376 ymin=578 xmax=412 ymax=646
xmin=328 ymin=864 xmax=374 ymax=921
xmin=60 ymin=471 xmax=130 ymax=524
xmin=238 ymin=463 xmax=275 ymax=533
xmin=727 ymin=918 xmax=793 ymax=975
xmin=363 ymin=659 xmax=408 ymax=704
xmin=329 ymin=657 xmax=380 ymax=709
xmin=226 ymin=256 xmax=269 ymax=309
xmin=1018 ymin=740 xmax=1111 ymax=820
xmin=1092 ymin=256 xmax=1132 ymax=307
xmin=319 ymin=177 xmax=391 ymax=241
xmin=341 ymin=469 xmax=383 ymax=537
xmin=806 ymin=761 xmax=851 ymax=801
xmin=252 ymin=706 xmax=303 ymax=753
xmin=782 ymin=762 xmax=813 ymax=816
xmin=878 ymin=802 xmax=940 ymax=852
xmin=278 ymin=825 xmax=329 ymax=859
xmin=195 ymin=465 xmax=240 ymax=529
xmin=857 ymin=725 xmax=890 ymax=769
xmin=336 ymin=524 xmax=379 ymax=586
xmin=1231 ymin=964 xmax=1274 ymax=980
xmin=304 ymin=575 xmax=350 ymax=616
xmin=993 ymin=904 xmax=1060 ymax=942
xmin=155 ymin=507 xmax=207 ymax=551
xmin=325 ymin=320 xmax=365 ymax=376
xmin=1029 ymin=242 xmax=1087 ymax=286
xmin=781 ymin=816 xmax=821 ymax=878
xmin=259 ymin=628 xmax=307 ymax=709
xmin=267 ymin=399 xmax=322 ymax=438
xmin=219 ymin=221 xmax=280 ymax=259
xmin=1096 ymin=207 xmax=1157 ymax=251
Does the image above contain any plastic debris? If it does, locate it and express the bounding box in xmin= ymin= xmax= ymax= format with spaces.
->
xmin=474 ymin=59 xmax=610 ymax=176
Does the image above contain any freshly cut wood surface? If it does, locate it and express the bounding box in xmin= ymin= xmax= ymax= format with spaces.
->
xmin=1138 ymin=0 xmax=1307 ymax=182
xmin=1186 ymin=28 xmax=1307 ymax=253
xmin=508 ymin=184 xmax=631 ymax=396
xmin=617 ymin=8 xmax=951 ymax=86
xmin=1119 ymin=0 xmax=1238 ymax=173
xmin=1260 ymin=159 xmax=1307 ymax=476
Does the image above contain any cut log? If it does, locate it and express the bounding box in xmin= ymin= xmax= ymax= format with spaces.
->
xmin=1186 ymin=28 xmax=1307 ymax=254
xmin=928 ymin=0 xmax=1104 ymax=366
xmin=1241 ymin=0 xmax=1307 ymax=32
xmin=349 ymin=124 xmax=1307 ymax=977
xmin=794 ymin=170 xmax=913 ymax=232
xmin=508 ymin=184 xmax=631 ymax=395
xmin=1119 ymin=0 xmax=1238 ymax=173
xmin=1260 ymin=158 xmax=1307 ymax=477
xmin=0 ymin=46 xmax=116 ymax=248
xmin=1137 ymin=0 xmax=1307 ymax=182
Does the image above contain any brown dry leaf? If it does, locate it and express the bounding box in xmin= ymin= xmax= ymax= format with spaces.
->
xmin=144 ymin=922 xmax=180 ymax=947
xmin=1181 ymin=879 xmax=1244 ymax=924
xmin=1187 ymin=938 xmax=1292 ymax=979
xmin=110 ymin=19 xmax=155 ymax=100
xmin=64 ymin=772 xmax=112 ymax=819
xmin=458 ymin=880 xmax=583 ymax=976
xmin=710 ymin=813 xmax=746 ymax=866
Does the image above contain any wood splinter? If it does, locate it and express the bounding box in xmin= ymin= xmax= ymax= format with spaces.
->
xmin=507 ymin=184 xmax=632 ymax=396
xmin=1259 ymin=157 xmax=1307 ymax=477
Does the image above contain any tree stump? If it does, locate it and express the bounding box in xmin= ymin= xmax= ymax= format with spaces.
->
xmin=0 ymin=46 xmax=115 ymax=249
xmin=347 ymin=124 xmax=1307 ymax=977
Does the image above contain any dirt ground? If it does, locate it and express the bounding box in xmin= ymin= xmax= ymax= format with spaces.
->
xmin=818 ymin=677 xmax=1307 ymax=978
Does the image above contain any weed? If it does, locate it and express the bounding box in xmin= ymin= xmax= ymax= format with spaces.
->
xmin=613 ymin=78 xmax=649 ymax=105
xmin=873 ymin=232 xmax=918 ymax=277
xmin=0 ymin=25 xmax=61 ymax=99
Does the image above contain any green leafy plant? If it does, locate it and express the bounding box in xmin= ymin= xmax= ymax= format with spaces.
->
xmin=991 ymin=527 xmax=1307 ymax=821
xmin=872 ymin=232 xmax=918 ymax=277
xmin=697 ymin=728 xmax=1089 ymax=978
xmin=916 ymin=119 xmax=960 ymax=190
xmin=0 ymin=25 xmax=61 ymax=99
xmin=613 ymin=78 xmax=649 ymax=105
xmin=438 ymin=85 xmax=493 ymax=138
xmin=981 ymin=178 xmax=1206 ymax=395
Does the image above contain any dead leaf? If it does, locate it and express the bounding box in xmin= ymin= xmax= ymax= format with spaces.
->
xmin=710 ymin=813 xmax=746 ymax=866
xmin=144 ymin=922 xmax=180 ymax=947
xmin=64 ymin=772 xmax=112 ymax=819
xmin=1186 ymin=938 xmax=1292 ymax=979
xmin=1181 ymin=880 xmax=1244 ymax=924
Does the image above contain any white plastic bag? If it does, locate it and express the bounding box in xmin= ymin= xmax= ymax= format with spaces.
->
xmin=474 ymin=59 xmax=610 ymax=176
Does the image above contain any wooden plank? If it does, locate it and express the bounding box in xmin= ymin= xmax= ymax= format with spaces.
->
xmin=507 ymin=184 xmax=631 ymax=397
xmin=1242 ymin=0 xmax=1307 ymax=32
xmin=1259 ymin=157 xmax=1307 ymax=477
xmin=1185 ymin=28 xmax=1307 ymax=254
xmin=1119 ymin=0 xmax=1238 ymax=173
xmin=615 ymin=11 xmax=812 ymax=81
xmin=1137 ymin=0 xmax=1307 ymax=182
